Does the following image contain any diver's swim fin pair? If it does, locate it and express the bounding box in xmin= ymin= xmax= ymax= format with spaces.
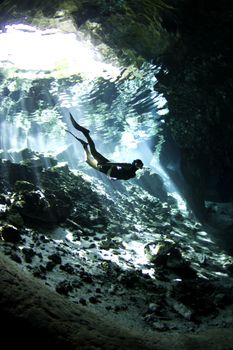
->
xmin=69 ymin=113 xmax=90 ymax=135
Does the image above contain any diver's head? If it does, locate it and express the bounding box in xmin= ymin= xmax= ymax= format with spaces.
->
xmin=132 ymin=159 xmax=144 ymax=169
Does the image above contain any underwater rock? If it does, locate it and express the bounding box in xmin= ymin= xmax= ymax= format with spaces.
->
xmin=56 ymin=280 xmax=73 ymax=295
xmin=11 ymin=189 xmax=57 ymax=225
xmin=0 ymin=149 xmax=58 ymax=184
xmin=10 ymin=252 xmax=22 ymax=263
xmin=22 ymin=247 xmax=36 ymax=263
xmin=60 ymin=263 xmax=75 ymax=274
xmin=167 ymin=298 xmax=194 ymax=320
xmin=0 ymin=203 xmax=7 ymax=219
xmin=6 ymin=209 xmax=24 ymax=227
xmin=32 ymin=265 xmax=47 ymax=279
xmin=134 ymin=170 xmax=168 ymax=201
xmin=9 ymin=177 xmax=73 ymax=225
xmin=0 ymin=148 xmax=36 ymax=163
xmin=2 ymin=148 xmax=58 ymax=170
xmin=48 ymin=253 xmax=62 ymax=265
xmin=151 ymin=321 xmax=169 ymax=331
xmin=14 ymin=180 xmax=38 ymax=192
xmin=144 ymin=239 xmax=176 ymax=264
xmin=2 ymin=160 xmax=38 ymax=185
xmin=21 ymin=156 xmax=58 ymax=169
xmin=0 ymin=224 xmax=22 ymax=243
xmin=166 ymin=248 xmax=185 ymax=269
xmin=144 ymin=239 xmax=196 ymax=278
xmin=0 ymin=193 xmax=10 ymax=205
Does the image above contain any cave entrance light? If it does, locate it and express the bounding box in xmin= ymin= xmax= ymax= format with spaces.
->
xmin=0 ymin=23 xmax=121 ymax=79
xmin=0 ymin=22 xmax=121 ymax=156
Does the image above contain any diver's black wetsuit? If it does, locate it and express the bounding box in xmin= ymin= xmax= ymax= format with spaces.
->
xmin=68 ymin=113 xmax=144 ymax=180
xmin=98 ymin=163 xmax=138 ymax=180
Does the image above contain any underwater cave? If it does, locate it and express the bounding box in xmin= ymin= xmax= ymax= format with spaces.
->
xmin=0 ymin=0 xmax=233 ymax=349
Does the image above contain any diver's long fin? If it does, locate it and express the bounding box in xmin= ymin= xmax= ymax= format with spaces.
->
xmin=69 ymin=113 xmax=90 ymax=134
xmin=69 ymin=113 xmax=80 ymax=129
xmin=65 ymin=129 xmax=88 ymax=147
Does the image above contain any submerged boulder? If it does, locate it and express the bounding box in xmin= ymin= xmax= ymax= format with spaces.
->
xmin=0 ymin=224 xmax=22 ymax=243
xmin=134 ymin=170 xmax=168 ymax=201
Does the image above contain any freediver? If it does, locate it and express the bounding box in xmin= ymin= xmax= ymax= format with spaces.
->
xmin=66 ymin=113 xmax=144 ymax=180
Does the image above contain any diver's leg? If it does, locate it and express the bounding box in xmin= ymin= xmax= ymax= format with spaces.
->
xmin=84 ymin=133 xmax=109 ymax=164
xmin=75 ymin=138 xmax=98 ymax=168
xmin=73 ymin=137 xmax=98 ymax=168
xmin=70 ymin=113 xmax=109 ymax=164
xmin=85 ymin=150 xmax=98 ymax=168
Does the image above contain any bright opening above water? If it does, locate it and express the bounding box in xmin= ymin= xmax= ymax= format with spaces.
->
xmin=0 ymin=24 xmax=120 ymax=79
